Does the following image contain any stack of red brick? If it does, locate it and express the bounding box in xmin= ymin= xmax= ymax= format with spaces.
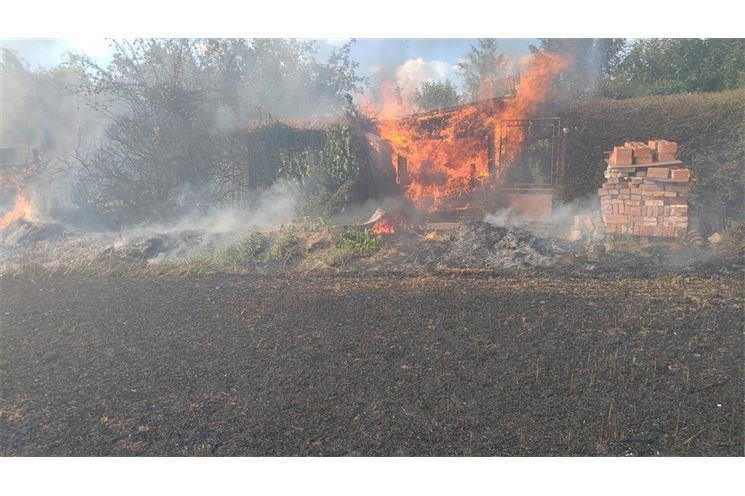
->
xmin=600 ymin=140 xmax=691 ymax=238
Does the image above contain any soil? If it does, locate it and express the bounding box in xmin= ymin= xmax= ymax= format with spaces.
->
xmin=1 ymin=271 xmax=742 ymax=456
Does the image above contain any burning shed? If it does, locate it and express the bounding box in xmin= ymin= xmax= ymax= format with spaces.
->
xmin=370 ymin=53 xmax=568 ymax=226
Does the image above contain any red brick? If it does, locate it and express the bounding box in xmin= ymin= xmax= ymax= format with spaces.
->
xmin=670 ymin=168 xmax=690 ymax=181
xmin=609 ymin=146 xmax=633 ymax=166
xmin=604 ymin=214 xmax=629 ymax=223
xmin=667 ymin=184 xmax=690 ymax=191
xmin=656 ymin=140 xmax=678 ymax=154
xmin=641 ymin=183 xmax=663 ymax=190
xmin=647 ymin=167 xmax=670 ymax=179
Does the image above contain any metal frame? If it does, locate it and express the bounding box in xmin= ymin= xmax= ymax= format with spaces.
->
xmin=496 ymin=117 xmax=563 ymax=188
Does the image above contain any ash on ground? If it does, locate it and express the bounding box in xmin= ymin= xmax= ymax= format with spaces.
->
xmin=348 ymin=222 xmax=742 ymax=276
xmin=1 ymin=218 xmax=741 ymax=276
xmin=358 ymin=223 xmax=574 ymax=272
xmin=1 ymin=219 xmax=242 ymax=270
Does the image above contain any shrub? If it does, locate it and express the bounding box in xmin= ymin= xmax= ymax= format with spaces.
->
xmin=321 ymin=124 xmax=359 ymax=190
xmin=265 ymin=231 xmax=301 ymax=264
xmin=337 ymin=227 xmax=383 ymax=257
xmin=718 ymin=219 xmax=745 ymax=259
xmin=218 ymin=232 xmax=270 ymax=266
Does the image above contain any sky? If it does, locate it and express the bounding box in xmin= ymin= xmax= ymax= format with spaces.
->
xmin=1 ymin=38 xmax=536 ymax=93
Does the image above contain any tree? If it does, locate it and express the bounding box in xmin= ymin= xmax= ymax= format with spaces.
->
xmin=601 ymin=39 xmax=745 ymax=99
xmin=0 ymin=49 xmax=97 ymax=153
xmin=529 ymin=38 xmax=627 ymax=100
xmin=457 ymin=39 xmax=509 ymax=102
xmin=414 ymin=79 xmax=461 ymax=111
xmin=72 ymin=38 xmax=366 ymax=225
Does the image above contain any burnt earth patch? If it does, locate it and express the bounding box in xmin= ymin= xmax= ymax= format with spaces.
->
xmin=0 ymin=272 xmax=742 ymax=456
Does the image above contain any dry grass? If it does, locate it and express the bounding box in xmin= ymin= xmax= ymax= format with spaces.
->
xmin=1 ymin=224 xmax=385 ymax=278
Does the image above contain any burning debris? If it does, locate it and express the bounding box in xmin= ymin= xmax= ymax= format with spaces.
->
xmin=1 ymin=219 xmax=67 ymax=248
xmin=0 ymin=193 xmax=33 ymax=229
xmin=0 ymin=148 xmax=40 ymax=229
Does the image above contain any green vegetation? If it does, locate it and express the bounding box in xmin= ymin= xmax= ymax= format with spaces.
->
xmin=601 ymin=39 xmax=745 ymax=99
xmin=12 ymin=38 xmax=365 ymax=226
xmin=530 ymin=38 xmax=745 ymax=100
xmin=718 ymin=220 xmax=745 ymax=259
xmin=414 ymin=80 xmax=461 ymax=111
xmin=315 ymin=228 xmax=383 ymax=268
xmin=321 ymin=125 xmax=359 ymax=190
xmin=217 ymin=232 xmax=271 ymax=266
xmin=280 ymin=124 xmax=361 ymax=218
xmin=338 ymin=227 xmax=383 ymax=257
xmin=264 ymin=231 xmax=302 ymax=264
xmin=457 ymin=39 xmax=509 ymax=101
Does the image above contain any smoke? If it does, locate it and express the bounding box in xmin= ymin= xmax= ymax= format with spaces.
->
xmin=369 ymin=58 xmax=457 ymax=103
xmin=0 ymin=48 xmax=107 ymax=225
xmin=144 ymin=180 xmax=301 ymax=235
xmin=0 ymin=50 xmax=101 ymax=152
xmin=485 ymin=195 xmax=600 ymax=234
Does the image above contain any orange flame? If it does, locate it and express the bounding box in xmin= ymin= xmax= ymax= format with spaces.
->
xmin=0 ymin=193 xmax=33 ymax=229
xmin=371 ymin=217 xmax=396 ymax=235
xmin=367 ymin=53 xmax=567 ymax=209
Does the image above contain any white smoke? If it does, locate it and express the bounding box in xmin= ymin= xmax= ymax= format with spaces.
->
xmin=485 ymin=195 xmax=600 ymax=235
xmin=144 ymin=180 xmax=302 ymax=235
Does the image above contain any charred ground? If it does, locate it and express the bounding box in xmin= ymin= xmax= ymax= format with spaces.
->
xmin=1 ymin=271 xmax=742 ymax=456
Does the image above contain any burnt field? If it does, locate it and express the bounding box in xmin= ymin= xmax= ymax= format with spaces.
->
xmin=0 ymin=271 xmax=742 ymax=456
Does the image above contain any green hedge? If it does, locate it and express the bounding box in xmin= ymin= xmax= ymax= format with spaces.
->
xmin=558 ymin=89 xmax=745 ymax=228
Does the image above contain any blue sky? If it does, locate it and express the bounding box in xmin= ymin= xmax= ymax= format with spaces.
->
xmin=1 ymin=38 xmax=536 ymax=92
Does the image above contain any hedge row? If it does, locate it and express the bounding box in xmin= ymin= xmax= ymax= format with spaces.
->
xmin=558 ymin=89 xmax=745 ymax=228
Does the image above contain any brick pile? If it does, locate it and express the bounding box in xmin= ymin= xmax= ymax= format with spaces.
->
xmin=599 ymin=140 xmax=690 ymax=238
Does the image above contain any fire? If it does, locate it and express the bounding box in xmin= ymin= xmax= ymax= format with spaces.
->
xmin=0 ymin=193 xmax=33 ymax=229
xmin=367 ymin=53 xmax=567 ymax=209
xmin=371 ymin=217 xmax=396 ymax=235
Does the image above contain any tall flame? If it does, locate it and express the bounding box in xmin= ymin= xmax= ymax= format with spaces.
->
xmin=0 ymin=193 xmax=33 ymax=229
xmin=1 ymin=155 xmax=38 ymax=229
xmin=368 ymin=53 xmax=567 ymax=208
